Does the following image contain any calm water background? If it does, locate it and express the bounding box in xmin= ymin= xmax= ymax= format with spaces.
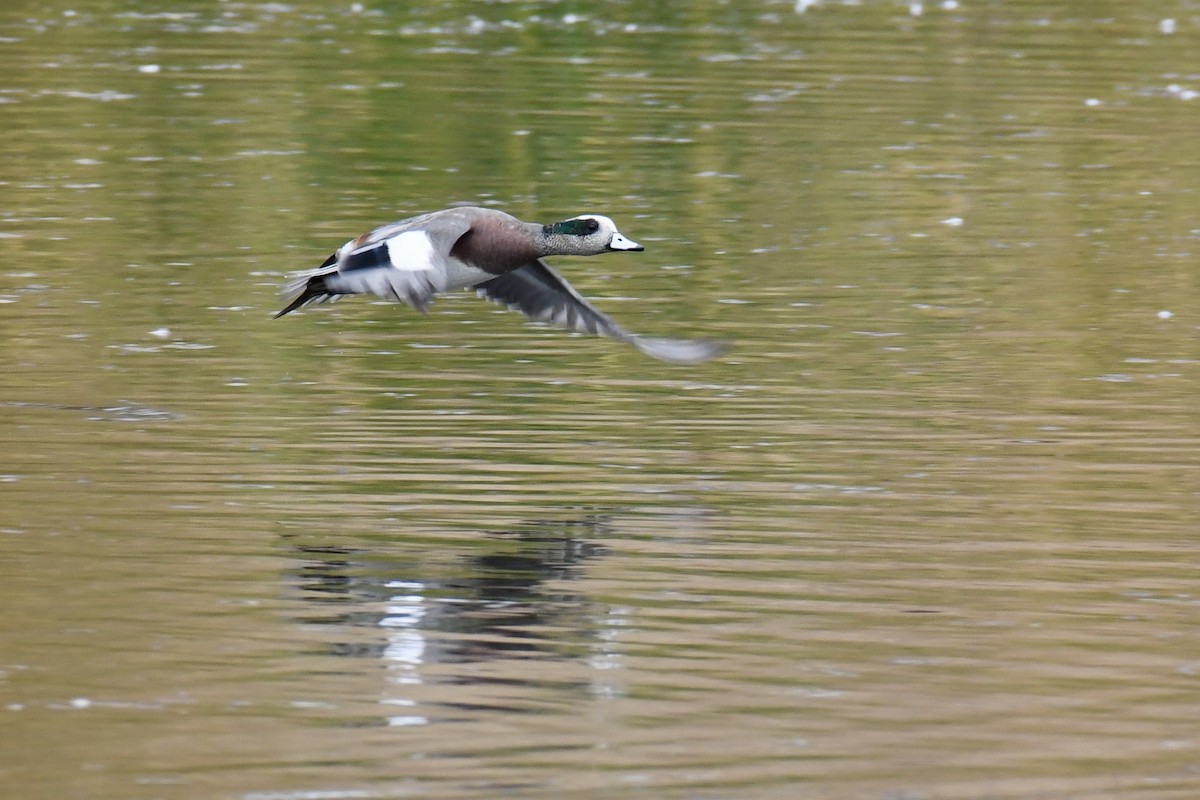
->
xmin=2 ymin=1 xmax=1199 ymax=798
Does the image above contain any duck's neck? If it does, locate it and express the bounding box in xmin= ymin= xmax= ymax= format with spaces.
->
xmin=534 ymin=223 xmax=593 ymax=257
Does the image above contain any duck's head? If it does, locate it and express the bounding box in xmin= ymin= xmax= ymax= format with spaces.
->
xmin=544 ymin=214 xmax=644 ymax=255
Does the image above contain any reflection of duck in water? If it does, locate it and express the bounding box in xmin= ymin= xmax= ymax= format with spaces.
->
xmin=290 ymin=517 xmax=610 ymax=663
xmin=276 ymin=206 xmax=725 ymax=364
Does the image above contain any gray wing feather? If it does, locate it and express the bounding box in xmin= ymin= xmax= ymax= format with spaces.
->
xmin=624 ymin=336 xmax=728 ymax=365
xmin=475 ymin=261 xmax=726 ymax=365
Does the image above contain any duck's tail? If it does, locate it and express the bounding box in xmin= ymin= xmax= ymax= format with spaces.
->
xmin=274 ymin=255 xmax=338 ymax=318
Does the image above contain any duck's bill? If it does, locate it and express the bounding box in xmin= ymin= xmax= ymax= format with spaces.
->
xmin=607 ymin=232 xmax=644 ymax=251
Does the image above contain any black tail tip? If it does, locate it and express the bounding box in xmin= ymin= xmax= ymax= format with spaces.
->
xmin=274 ymin=287 xmax=319 ymax=318
xmin=274 ymin=272 xmax=329 ymax=318
xmin=273 ymin=296 xmax=305 ymax=318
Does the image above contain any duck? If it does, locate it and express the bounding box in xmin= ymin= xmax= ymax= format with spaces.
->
xmin=274 ymin=206 xmax=725 ymax=364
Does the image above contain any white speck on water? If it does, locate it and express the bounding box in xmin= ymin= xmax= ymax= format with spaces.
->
xmin=1167 ymin=84 xmax=1198 ymax=101
xmin=289 ymin=700 xmax=335 ymax=710
xmin=784 ymin=686 xmax=844 ymax=699
xmin=52 ymin=89 xmax=136 ymax=102
xmin=795 ymin=0 xmax=818 ymax=12
xmin=1160 ymin=18 xmax=1176 ymax=35
xmin=137 ymin=63 xmax=160 ymax=74
xmin=1084 ymin=97 xmax=1103 ymax=107
xmin=942 ymin=0 xmax=959 ymax=9
xmin=941 ymin=216 xmax=964 ymax=226
xmin=1157 ymin=310 xmax=1173 ymax=319
xmin=69 ymin=697 xmax=92 ymax=709
xmin=149 ymin=326 xmax=170 ymax=338
xmin=244 ymin=791 xmax=375 ymax=800
xmin=387 ymin=715 xmax=428 ymax=727
xmin=909 ymin=2 xmax=923 ymax=16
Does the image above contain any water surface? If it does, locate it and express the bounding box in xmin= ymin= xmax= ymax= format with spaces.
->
xmin=2 ymin=2 xmax=1199 ymax=799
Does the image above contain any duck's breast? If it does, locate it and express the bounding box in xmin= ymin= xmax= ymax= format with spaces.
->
xmin=449 ymin=217 xmax=540 ymax=276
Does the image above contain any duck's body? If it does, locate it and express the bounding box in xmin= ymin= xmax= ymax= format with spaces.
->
xmin=276 ymin=206 xmax=723 ymax=364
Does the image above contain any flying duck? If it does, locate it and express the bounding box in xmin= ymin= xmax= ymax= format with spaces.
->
xmin=275 ymin=206 xmax=724 ymax=364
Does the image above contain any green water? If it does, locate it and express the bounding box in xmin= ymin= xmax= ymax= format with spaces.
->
xmin=2 ymin=2 xmax=1199 ymax=799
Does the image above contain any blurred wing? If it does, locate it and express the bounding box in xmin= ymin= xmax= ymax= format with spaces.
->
xmin=624 ymin=335 xmax=728 ymax=365
xmin=475 ymin=260 xmax=625 ymax=338
xmin=475 ymin=261 xmax=726 ymax=364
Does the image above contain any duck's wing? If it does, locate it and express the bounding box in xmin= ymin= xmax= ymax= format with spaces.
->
xmin=278 ymin=212 xmax=476 ymax=315
xmin=474 ymin=260 xmax=726 ymax=365
xmin=342 ymin=208 xmax=476 ymax=255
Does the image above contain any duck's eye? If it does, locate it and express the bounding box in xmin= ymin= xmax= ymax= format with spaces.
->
xmin=553 ymin=219 xmax=601 ymax=236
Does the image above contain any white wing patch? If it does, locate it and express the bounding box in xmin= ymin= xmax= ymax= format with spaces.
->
xmin=385 ymin=231 xmax=438 ymax=271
